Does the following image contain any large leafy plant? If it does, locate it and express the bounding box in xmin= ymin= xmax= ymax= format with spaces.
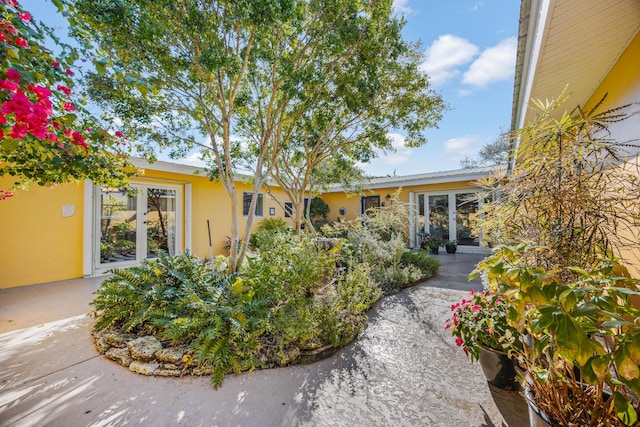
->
xmin=475 ymin=244 xmax=640 ymax=426
xmin=92 ymin=251 xmax=264 ymax=388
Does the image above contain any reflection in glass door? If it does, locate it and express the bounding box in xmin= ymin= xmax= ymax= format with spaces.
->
xmin=455 ymin=193 xmax=479 ymax=246
xmin=428 ymin=194 xmax=449 ymax=241
xmin=98 ymin=184 xmax=180 ymax=268
xmin=99 ymin=188 xmax=137 ymax=264
xmin=146 ymin=188 xmax=176 ymax=258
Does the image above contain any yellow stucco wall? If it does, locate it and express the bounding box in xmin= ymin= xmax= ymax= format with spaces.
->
xmin=0 ymin=168 xmax=298 ymax=288
xmin=0 ymin=177 xmax=85 ymax=288
xmin=584 ymin=31 xmax=640 ymax=277
xmin=320 ymin=180 xmax=481 ymax=222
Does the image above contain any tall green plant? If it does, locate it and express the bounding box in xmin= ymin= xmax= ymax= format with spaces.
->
xmin=473 ymin=244 xmax=640 ymax=426
xmin=474 ymin=91 xmax=640 ymax=270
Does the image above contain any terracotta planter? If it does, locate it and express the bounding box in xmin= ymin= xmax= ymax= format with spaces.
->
xmin=478 ymin=346 xmax=520 ymax=391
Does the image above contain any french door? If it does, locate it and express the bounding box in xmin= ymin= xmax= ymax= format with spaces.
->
xmin=414 ymin=192 xmax=481 ymax=249
xmin=96 ymin=183 xmax=182 ymax=269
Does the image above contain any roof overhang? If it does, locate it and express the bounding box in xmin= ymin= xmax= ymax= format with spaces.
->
xmin=511 ymin=0 xmax=640 ymax=166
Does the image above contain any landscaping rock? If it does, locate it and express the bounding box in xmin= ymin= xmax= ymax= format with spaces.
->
xmin=155 ymin=347 xmax=187 ymax=364
xmin=154 ymin=368 xmax=182 ymax=377
xmin=105 ymin=347 xmax=132 ymax=367
xmin=103 ymin=332 xmax=136 ymax=348
xmin=192 ymin=365 xmax=214 ymax=376
xmin=94 ymin=336 xmax=110 ymax=354
xmin=128 ymin=336 xmax=162 ymax=361
xmin=129 ymin=361 xmax=159 ymax=375
xmin=275 ymin=346 xmax=301 ymax=366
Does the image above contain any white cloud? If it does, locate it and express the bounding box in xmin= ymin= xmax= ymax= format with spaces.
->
xmin=379 ymin=133 xmax=413 ymax=165
xmin=392 ymin=0 xmax=412 ymax=15
xmin=462 ymin=37 xmax=517 ymax=88
xmin=468 ymin=2 xmax=484 ymax=12
xmin=420 ymin=35 xmax=479 ymax=86
xmin=443 ymin=135 xmax=481 ymax=160
xmin=181 ymin=151 xmax=207 ymax=168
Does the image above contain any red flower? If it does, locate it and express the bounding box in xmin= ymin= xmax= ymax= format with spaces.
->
xmin=0 ymin=189 xmax=15 ymax=201
xmin=56 ymin=85 xmax=71 ymax=95
xmin=71 ymin=131 xmax=88 ymax=149
xmin=18 ymin=12 xmax=31 ymax=21
xmin=10 ymin=123 xmax=28 ymax=139
xmin=6 ymin=69 xmax=20 ymax=83
xmin=455 ymin=337 xmax=463 ymax=347
xmin=65 ymin=68 xmax=74 ymax=76
xmin=14 ymin=37 xmax=28 ymax=48
xmin=63 ymin=102 xmax=75 ymax=111
xmin=52 ymin=61 xmax=60 ymax=67
xmin=115 ymin=131 xmax=123 ymax=138
xmin=471 ymin=305 xmax=482 ymax=311
xmin=0 ymin=79 xmax=18 ymax=92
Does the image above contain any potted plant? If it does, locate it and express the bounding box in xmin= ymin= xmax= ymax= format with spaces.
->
xmin=447 ymin=287 xmax=523 ymax=390
xmin=445 ymin=239 xmax=457 ymax=254
xmin=424 ymin=235 xmax=441 ymax=255
xmin=475 ymin=244 xmax=640 ymax=426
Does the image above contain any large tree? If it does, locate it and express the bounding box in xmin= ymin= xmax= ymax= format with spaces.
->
xmin=232 ymin=0 xmax=446 ymax=233
xmin=0 ymin=1 xmax=134 ymax=199
xmin=66 ymin=0 xmax=300 ymax=272
xmin=66 ymin=0 xmax=444 ymax=269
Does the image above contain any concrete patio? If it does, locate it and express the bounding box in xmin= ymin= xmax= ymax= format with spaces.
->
xmin=0 ymin=253 xmax=527 ymax=426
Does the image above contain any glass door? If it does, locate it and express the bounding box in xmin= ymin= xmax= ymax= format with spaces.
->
xmin=427 ymin=194 xmax=449 ymax=241
xmin=97 ymin=184 xmax=180 ymax=269
xmin=455 ymin=193 xmax=479 ymax=246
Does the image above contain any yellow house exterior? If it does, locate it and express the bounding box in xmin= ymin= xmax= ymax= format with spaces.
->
xmin=320 ymin=167 xmax=496 ymax=253
xmin=0 ymin=158 xmax=298 ymax=288
xmin=512 ymin=0 xmax=640 ymax=273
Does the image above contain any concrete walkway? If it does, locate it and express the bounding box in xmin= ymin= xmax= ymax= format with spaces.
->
xmin=0 ymin=253 xmax=526 ymax=426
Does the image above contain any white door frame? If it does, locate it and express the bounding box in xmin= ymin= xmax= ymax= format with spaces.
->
xmin=85 ymin=181 xmax=184 ymax=275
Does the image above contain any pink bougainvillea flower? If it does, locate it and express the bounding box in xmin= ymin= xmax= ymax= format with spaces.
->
xmin=10 ymin=123 xmax=28 ymax=139
xmin=455 ymin=337 xmax=463 ymax=347
xmin=0 ymin=189 xmax=15 ymax=201
xmin=52 ymin=61 xmax=60 ymax=67
xmin=6 ymin=68 xmax=20 ymax=83
xmin=444 ymin=322 xmax=451 ymax=330
xmin=471 ymin=305 xmax=482 ymax=311
xmin=26 ymin=85 xmax=51 ymax=100
xmin=71 ymin=131 xmax=88 ymax=149
xmin=0 ymin=79 xmax=19 ymax=92
xmin=63 ymin=102 xmax=75 ymax=111
xmin=14 ymin=37 xmax=28 ymax=48
xmin=65 ymin=68 xmax=74 ymax=76
xmin=56 ymin=85 xmax=71 ymax=95
xmin=18 ymin=12 xmax=31 ymax=21
xmin=115 ymin=131 xmax=123 ymax=138
xmin=450 ymin=302 xmax=459 ymax=311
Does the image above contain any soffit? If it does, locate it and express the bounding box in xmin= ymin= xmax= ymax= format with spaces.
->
xmin=523 ymin=0 xmax=640 ymax=124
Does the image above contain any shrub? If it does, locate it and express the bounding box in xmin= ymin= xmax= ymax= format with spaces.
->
xmin=91 ymin=251 xmax=265 ymax=388
xmin=401 ymin=250 xmax=441 ymax=280
xmin=249 ymin=218 xmax=293 ymax=250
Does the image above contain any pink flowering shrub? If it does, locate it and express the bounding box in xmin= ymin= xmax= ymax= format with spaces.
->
xmin=445 ymin=288 xmax=522 ymax=361
xmin=0 ymin=1 xmax=133 ymax=196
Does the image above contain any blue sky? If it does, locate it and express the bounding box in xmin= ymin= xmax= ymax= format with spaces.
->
xmin=365 ymin=0 xmax=520 ymax=176
xmin=28 ymin=0 xmax=520 ymax=176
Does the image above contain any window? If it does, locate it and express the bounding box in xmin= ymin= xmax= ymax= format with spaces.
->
xmin=361 ymin=195 xmax=380 ymax=214
xmin=284 ymin=202 xmax=293 ymax=218
xmin=243 ymin=192 xmax=264 ymax=217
